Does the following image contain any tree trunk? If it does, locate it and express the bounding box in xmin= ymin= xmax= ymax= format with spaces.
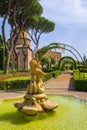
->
xmin=4 ymin=50 xmax=10 ymax=74
xmin=22 ymin=32 xmax=27 ymax=70
xmin=13 ymin=48 xmax=20 ymax=72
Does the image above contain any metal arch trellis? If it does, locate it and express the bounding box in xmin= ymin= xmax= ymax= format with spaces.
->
xmin=48 ymin=42 xmax=83 ymax=62
xmin=61 ymin=60 xmax=76 ymax=71
xmin=58 ymin=56 xmax=77 ymax=70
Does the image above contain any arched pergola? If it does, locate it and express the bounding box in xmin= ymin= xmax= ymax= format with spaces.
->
xmin=48 ymin=42 xmax=83 ymax=62
xmin=61 ymin=61 xmax=75 ymax=71
xmin=58 ymin=56 xmax=77 ymax=70
xmin=37 ymin=42 xmax=83 ymax=69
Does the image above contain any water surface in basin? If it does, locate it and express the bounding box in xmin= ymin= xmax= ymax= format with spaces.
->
xmin=0 ymin=95 xmax=87 ymax=130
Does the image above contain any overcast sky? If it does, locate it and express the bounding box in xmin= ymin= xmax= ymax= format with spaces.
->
xmin=0 ymin=0 xmax=87 ymax=60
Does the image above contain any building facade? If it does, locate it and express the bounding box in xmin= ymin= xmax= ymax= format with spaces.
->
xmin=13 ymin=31 xmax=33 ymax=70
xmin=45 ymin=50 xmax=62 ymax=61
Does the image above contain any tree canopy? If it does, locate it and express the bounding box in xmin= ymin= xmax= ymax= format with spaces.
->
xmin=0 ymin=0 xmax=55 ymax=74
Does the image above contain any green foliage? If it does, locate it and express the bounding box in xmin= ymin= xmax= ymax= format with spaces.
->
xmin=8 ymin=0 xmax=43 ymax=28
xmin=42 ymin=70 xmax=61 ymax=82
xmin=0 ymin=70 xmax=17 ymax=75
xmin=73 ymin=69 xmax=87 ymax=91
xmin=37 ymin=46 xmax=49 ymax=60
xmin=0 ymin=70 xmax=4 ymax=75
xmin=28 ymin=16 xmax=55 ymax=32
xmin=52 ymin=70 xmax=61 ymax=78
xmin=41 ymin=56 xmax=51 ymax=70
xmin=51 ymin=66 xmax=59 ymax=71
xmin=42 ymin=72 xmax=53 ymax=82
xmin=0 ymin=69 xmax=61 ymax=90
xmin=73 ymin=69 xmax=80 ymax=79
xmin=74 ymin=79 xmax=87 ymax=91
xmin=8 ymin=69 xmax=17 ymax=74
xmin=0 ymin=77 xmax=31 ymax=90
xmin=41 ymin=56 xmax=56 ymax=71
xmin=58 ymin=56 xmax=77 ymax=70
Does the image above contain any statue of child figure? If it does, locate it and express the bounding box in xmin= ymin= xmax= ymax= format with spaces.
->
xmin=26 ymin=53 xmax=45 ymax=94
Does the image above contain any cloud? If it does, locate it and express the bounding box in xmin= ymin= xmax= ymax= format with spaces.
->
xmin=40 ymin=0 xmax=87 ymax=26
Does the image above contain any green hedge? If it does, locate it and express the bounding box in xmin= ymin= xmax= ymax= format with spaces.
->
xmin=0 ymin=70 xmax=61 ymax=90
xmin=0 ymin=77 xmax=31 ymax=90
xmin=42 ymin=72 xmax=53 ymax=82
xmin=0 ymin=70 xmax=4 ymax=75
xmin=74 ymin=79 xmax=87 ymax=91
xmin=73 ymin=69 xmax=87 ymax=91
xmin=52 ymin=70 xmax=61 ymax=78
xmin=42 ymin=70 xmax=61 ymax=82
xmin=0 ymin=70 xmax=17 ymax=75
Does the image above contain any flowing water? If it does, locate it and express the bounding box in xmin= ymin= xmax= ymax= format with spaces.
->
xmin=0 ymin=95 xmax=87 ymax=130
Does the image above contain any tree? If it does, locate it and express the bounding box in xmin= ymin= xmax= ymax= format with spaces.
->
xmin=26 ymin=16 xmax=55 ymax=57
xmin=37 ymin=46 xmax=50 ymax=60
xmin=41 ymin=56 xmax=52 ymax=70
xmin=41 ymin=56 xmax=49 ymax=68
xmin=0 ymin=35 xmax=5 ymax=70
xmin=8 ymin=2 xmax=55 ymax=71
xmin=0 ymin=0 xmax=42 ymax=74
xmin=8 ymin=0 xmax=43 ymax=72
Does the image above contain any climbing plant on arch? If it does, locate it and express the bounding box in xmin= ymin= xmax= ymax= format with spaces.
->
xmin=48 ymin=42 xmax=83 ymax=62
xmin=37 ymin=42 xmax=83 ymax=64
xmin=58 ymin=56 xmax=77 ymax=70
xmin=61 ymin=61 xmax=75 ymax=71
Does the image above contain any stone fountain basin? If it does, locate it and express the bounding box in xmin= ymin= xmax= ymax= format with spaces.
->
xmin=0 ymin=95 xmax=87 ymax=130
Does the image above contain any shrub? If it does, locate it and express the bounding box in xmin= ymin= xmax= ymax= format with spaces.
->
xmin=0 ymin=70 xmax=17 ymax=75
xmin=0 ymin=77 xmax=31 ymax=90
xmin=0 ymin=70 xmax=61 ymax=90
xmin=52 ymin=70 xmax=61 ymax=78
xmin=42 ymin=70 xmax=61 ymax=82
xmin=8 ymin=69 xmax=17 ymax=74
xmin=0 ymin=70 xmax=4 ymax=75
xmin=74 ymin=79 xmax=87 ymax=91
xmin=73 ymin=69 xmax=87 ymax=91
xmin=42 ymin=72 xmax=53 ymax=82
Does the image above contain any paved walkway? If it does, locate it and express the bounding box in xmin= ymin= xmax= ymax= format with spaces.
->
xmin=0 ymin=71 xmax=87 ymax=100
xmin=45 ymin=71 xmax=87 ymax=100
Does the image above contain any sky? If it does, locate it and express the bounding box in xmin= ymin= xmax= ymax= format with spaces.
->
xmin=39 ymin=0 xmax=87 ymax=60
xmin=0 ymin=0 xmax=87 ymax=61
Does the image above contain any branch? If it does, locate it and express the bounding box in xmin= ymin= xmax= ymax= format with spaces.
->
xmin=22 ymin=31 xmax=27 ymax=57
xmin=28 ymin=30 xmax=36 ymax=45
xmin=2 ymin=0 xmax=12 ymax=50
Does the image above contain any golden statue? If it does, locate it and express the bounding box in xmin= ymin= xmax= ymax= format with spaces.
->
xmin=14 ymin=54 xmax=58 ymax=115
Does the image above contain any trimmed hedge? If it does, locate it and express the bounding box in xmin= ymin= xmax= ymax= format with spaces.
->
xmin=0 ymin=70 xmax=17 ymax=75
xmin=0 ymin=70 xmax=61 ymax=90
xmin=0 ymin=77 xmax=31 ymax=90
xmin=42 ymin=70 xmax=61 ymax=82
xmin=52 ymin=70 xmax=61 ymax=78
xmin=0 ymin=70 xmax=4 ymax=75
xmin=74 ymin=80 xmax=87 ymax=91
xmin=42 ymin=72 xmax=53 ymax=82
xmin=73 ymin=69 xmax=87 ymax=91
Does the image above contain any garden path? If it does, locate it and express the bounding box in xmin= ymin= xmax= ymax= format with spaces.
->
xmin=0 ymin=71 xmax=87 ymax=101
xmin=45 ymin=71 xmax=87 ymax=100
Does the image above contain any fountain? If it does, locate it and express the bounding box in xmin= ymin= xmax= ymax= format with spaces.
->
xmin=14 ymin=53 xmax=58 ymax=115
